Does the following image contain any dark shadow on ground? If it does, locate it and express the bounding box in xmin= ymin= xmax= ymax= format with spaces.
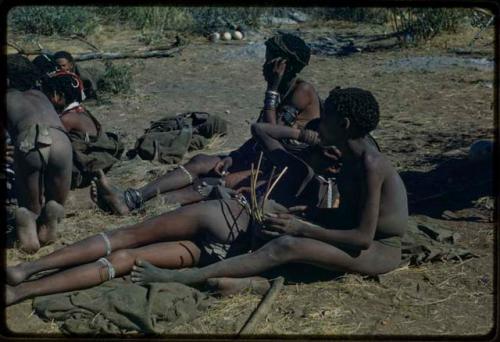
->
xmin=401 ymin=156 xmax=494 ymax=219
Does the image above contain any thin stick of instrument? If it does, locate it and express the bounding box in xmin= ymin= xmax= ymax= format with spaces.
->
xmin=263 ymin=167 xmax=288 ymax=204
xmin=253 ymin=152 xmax=264 ymax=221
xmin=261 ymin=166 xmax=276 ymax=213
xmin=238 ymin=276 xmax=285 ymax=335
xmin=250 ymin=163 xmax=256 ymax=217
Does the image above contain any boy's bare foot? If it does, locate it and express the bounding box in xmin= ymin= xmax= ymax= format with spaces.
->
xmin=5 ymin=284 xmax=27 ymax=307
xmin=130 ymin=259 xmax=201 ymax=285
xmin=206 ymin=277 xmax=270 ymax=296
xmin=15 ymin=207 xmax=40 ymax=254
xmin=38 ymin=200 xmax=65 ymax=245
xmin=90 ymin=170 xmax=130 ymax=216
xmin=6 ymin=285 xmax=16 ymax=306
xmin=6 ymin=264 xmax=29 ymax=286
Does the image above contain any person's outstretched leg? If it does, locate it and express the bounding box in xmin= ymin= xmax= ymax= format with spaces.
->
xmin=91 ymin=154 xmax=221 ymax=215
xmin=131 ymin=236 xmax=401 ymax=285
xmin=138 ymin=154 xmax=221 ymax=199
xmin=6 ymin=241 xmax=200 ymax=306
xmin=7 ymin=199 xmax=249 ymax=286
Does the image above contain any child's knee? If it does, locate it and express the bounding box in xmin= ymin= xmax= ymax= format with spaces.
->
xmin=107 ymin=249 xmax=135 ymax=267
xmin=187 ymin=154 xmax=219 ymax=174
xmin=265 ymin=236 xmax=301 ymax=262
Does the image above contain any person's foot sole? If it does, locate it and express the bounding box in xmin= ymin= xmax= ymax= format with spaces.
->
xmin=15 ymin=207 xmax=40 ymax=254
xmin=38 ymin=200 xmax=65 ymax=245
xmin=6 ymin=265 xmax=28 ymax=286
xmin=92 ymin=170 xmax=130 ymax=216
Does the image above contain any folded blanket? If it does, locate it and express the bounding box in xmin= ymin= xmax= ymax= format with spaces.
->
xmin=401 ymin=215 xmax=477 ymax=266
xmin=33 ymin=279 xmax=213 ymax=335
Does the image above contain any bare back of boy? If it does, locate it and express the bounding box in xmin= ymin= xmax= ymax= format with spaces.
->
xmin=7 ymin=89 xmax=73 ymax=252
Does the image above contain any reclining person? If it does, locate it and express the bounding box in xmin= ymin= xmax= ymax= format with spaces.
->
xmin=6 ymin=87 xmax=407 ymax=305
xmin=42 ymin=72 xmax=97 ymax=136
xmin=91 ymin=33 xmax=322 ymax=215
xmin=41 ymin=72 xmax=123 ymax=188
xmin=6 ymin=54 xmax=73 ymax=253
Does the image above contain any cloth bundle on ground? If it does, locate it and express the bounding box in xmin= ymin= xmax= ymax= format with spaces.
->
xmin=69 ymin=109 xmax=124 ymax=189
xmin=129 ymin=112 xmax=228 ymax=164
xmin=33 ymin=279 xmax=213 ymax=335
xmin=401 ymin=215 xmax=477 ymax=266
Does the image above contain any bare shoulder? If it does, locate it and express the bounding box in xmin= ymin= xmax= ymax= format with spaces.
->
xmin=295 ymin=81 xmax=317 ymax=96
xmin=362 ymin=148 xmax=392 ymax=179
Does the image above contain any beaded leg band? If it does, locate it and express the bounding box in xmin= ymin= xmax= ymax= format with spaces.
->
xmin=124 ymin=188 xmax=144 ymax=211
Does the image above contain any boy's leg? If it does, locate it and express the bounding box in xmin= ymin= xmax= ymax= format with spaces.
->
xmin=38 ymin=130 xmax=73 ymax=244
xmin=13 ymin=149 xmax=43 ymax=253
xmin=6 ymin=241 xmax=200 ymax=306
xmin=7 ymin=199 xmax=250 ymax=285
xmin=131 ymin=236 xmax=401 ymax=285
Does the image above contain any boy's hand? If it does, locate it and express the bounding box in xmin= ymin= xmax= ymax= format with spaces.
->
xmin=214 ymin=157 xmax=232 ymax=176
xmin=261 ymin=213 xmax=303 ymax=236
xmin=321 ymin=145 xmax=343 ymax=174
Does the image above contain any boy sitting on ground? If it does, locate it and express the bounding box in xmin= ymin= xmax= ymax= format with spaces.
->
xmin=128 ymin=87 xmax=409 ymax=287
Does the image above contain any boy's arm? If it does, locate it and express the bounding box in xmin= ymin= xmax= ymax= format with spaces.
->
xmin=263 ymin=154 xmax=384 ymax=250
xmin=251 ymin=122 xmax=320 ymax=174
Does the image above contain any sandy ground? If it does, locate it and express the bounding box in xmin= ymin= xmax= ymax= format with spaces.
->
xmin=5 ymin=20 xmax=496 ymax=337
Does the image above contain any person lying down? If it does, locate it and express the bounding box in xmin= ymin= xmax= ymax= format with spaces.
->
xmin=6 ymin=87 xmax=408 ymax=306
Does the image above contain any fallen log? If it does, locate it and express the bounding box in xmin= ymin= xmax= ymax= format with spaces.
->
xmin=238 ymin=276 xmax=285 ymax=335
xmin=6 ymin=41 xmax=183 ymax=61
xmin=73 ymin=47 xmax=183 ymax=61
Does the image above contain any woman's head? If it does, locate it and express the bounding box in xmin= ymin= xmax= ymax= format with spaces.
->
xmin=263 ymin=33 xmax=311 ymax=81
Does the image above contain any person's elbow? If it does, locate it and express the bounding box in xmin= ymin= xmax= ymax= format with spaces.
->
xmin=355 ymin=231 xmax=372 ymax=250
xmin=251 ymin=122 xmax=265 ymax=139
xmin=358 ymin=238 xmax=372 ymax=250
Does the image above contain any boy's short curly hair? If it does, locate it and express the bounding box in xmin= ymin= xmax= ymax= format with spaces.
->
xmin=7 ymin=54 xmax=40 ymax=91
xmin=324 ymin=87 xmax=380 ymax=137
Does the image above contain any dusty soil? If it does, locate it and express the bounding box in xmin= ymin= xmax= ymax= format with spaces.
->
xmin=5 ymin=20 xmax=496 ymax=337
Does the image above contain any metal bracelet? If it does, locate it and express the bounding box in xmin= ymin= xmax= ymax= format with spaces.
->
xmin=99 ymin=232 xmax=112 ymax=256
xmin=97 ymin=257 xmax=116 ymax=280
xmin=178 ymin=164 xmax=194 ymax=184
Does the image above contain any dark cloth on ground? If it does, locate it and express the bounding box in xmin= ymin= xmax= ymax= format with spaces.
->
xmin=67 ymin=108 xmax=124 ymax=188
xmin=129 ymin=112 xmax=228 ymax=164
xmin=401 ymin=215 xmax=477 ymax=266
xmin=32 ymin=279 xmax=213 ymax=335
